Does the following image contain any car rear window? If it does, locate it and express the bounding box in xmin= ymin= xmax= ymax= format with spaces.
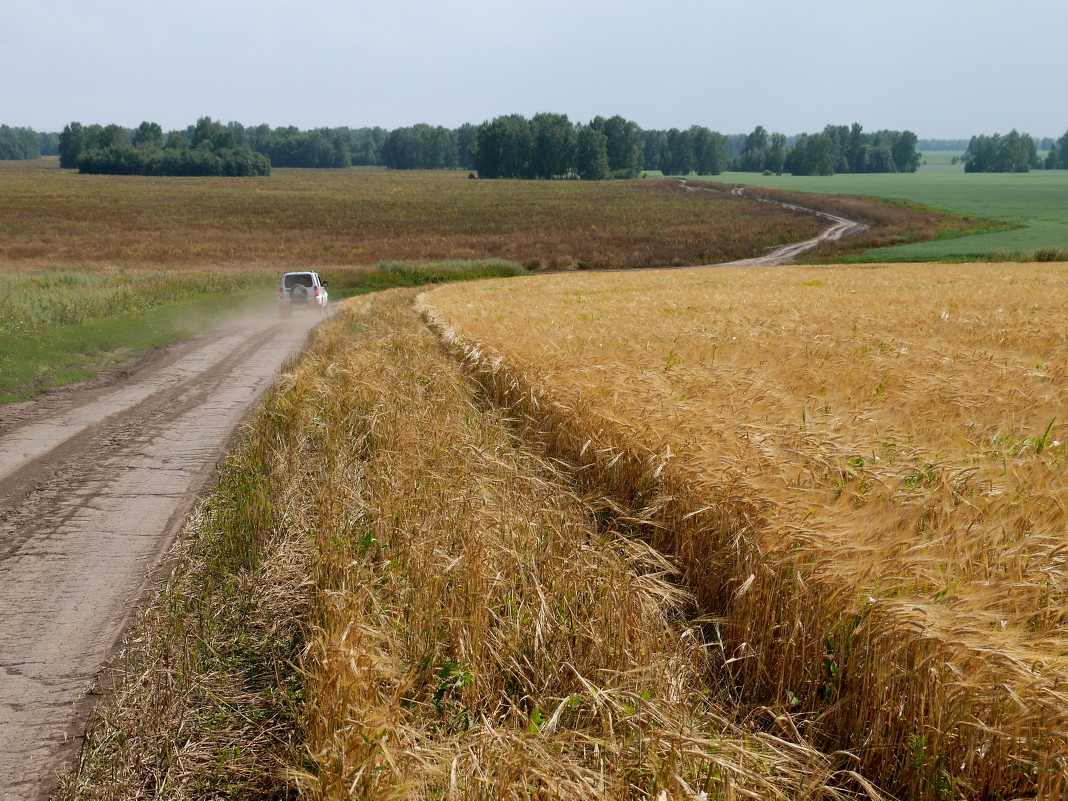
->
xmin=284 ymin=274 xmax=314 ymax=289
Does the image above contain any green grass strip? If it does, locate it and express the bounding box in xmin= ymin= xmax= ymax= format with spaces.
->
xmin=330 ymin=259 xmax=529 ymax=296
xmin=0 ymin=261 xmax=529 ymax=403
xmin=0 ymin=269 xmax=269 ymax=403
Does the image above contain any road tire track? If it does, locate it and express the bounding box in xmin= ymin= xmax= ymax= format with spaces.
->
xmin=679 ymin=180 xmax=870 ymax=266
xmin=0 ymin=309 xmax=326 ymax=801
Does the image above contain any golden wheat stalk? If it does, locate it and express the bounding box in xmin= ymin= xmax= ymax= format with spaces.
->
xmin=420 ymin=262 xmax=1068 ymax=799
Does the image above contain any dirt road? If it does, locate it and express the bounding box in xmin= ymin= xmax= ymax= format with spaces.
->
xmin=0 ymin=308 xmax=325 ymax=801
xmin=680 ymin=181 xmax=870 ymax=266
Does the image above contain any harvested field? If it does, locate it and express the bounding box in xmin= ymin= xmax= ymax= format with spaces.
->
xmin=420 ymin=263 xmax=1068 ymax=799
xmin=0 ymin=160 xmax=825 ymax=272
xmin=0 ymin=160 xmax=990 ymax=278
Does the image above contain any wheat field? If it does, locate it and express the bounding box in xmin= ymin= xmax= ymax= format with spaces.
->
xmin=420 ymin=263 xmax=1068 ymax=799
xmin=63 ymin=289 xmax=884 ymax=800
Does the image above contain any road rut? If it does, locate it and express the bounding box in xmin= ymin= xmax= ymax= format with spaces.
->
xmin=680 ymin=181 xmax=870 ymax=266
xmin=0 ymin=309 xmax=325 ymax=801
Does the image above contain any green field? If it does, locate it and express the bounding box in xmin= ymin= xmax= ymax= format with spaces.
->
xmin=694 ymin=162 xmax=1068 ymax=261
xmin=917 ymin=150 xmax=965 ymax=167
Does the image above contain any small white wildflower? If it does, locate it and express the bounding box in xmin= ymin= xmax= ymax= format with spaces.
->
xmin=868 ymin=596 xmax=877 ymax=604
xmin=1001 ymin=620 xmax=1007 ymax=628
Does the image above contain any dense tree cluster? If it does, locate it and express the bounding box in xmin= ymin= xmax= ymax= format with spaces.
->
xmin=38 ymin=132 xmax=60 ymax=156
xmin=733 ymin=126 xmax=788 ymax=173
xmin=381 ymin=124 xmax=472 ymax=170
xmin=57 ymin=118 xmax=386 ymax=175
xmin=470 ymin=114 xmax=643 ymax=179
xmin=1044 ymin=131 xmax=1068 ymax=170
xmin=61 ymin=119 xmax=269 ymax=176
xmin=0 ymin=126 xmax=42 ymax=160
xmin=641 ymin=123 xmax=919 ymax=177
xmin=77 ymin=144 xmax=271 ymax=177
xmin=957 ymin=129 xmax=1068 ymax=172
xmin=59 ymin=122 xmax=126 ymax=167
xmin=183 ymin=121 xmax=385 ymax=167
xmin=783 ymin=125 xmax=920 ymax=176
xmin=963 ymin=130 xmax=1039 ymax=173
xmin=641 ymin=127 xmax=732 ymax=175
xmin=243 ymin=125 xmax=355 ymax=168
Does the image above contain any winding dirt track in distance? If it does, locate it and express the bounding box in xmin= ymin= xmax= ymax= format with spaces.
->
xmin=0 ymin=308 xmax=326 ymax=801
xmin=680 ymin=180 xmax=870 ymax=266
xmin=0 ymin=187 xmax=868 ymax=801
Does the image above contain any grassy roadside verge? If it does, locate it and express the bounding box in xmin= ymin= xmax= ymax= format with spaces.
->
xmin=0 ymin=269 xmax=271 ymax=402
xmin=60 ymin=289 xmax=884 ymax=800
xmin=326 ymin=258 xmax=529 ymax=297
xmin=60 ymin=444 xmax=310 ymax=799
xmin=0 ymin=260 xmax=527 ymax=403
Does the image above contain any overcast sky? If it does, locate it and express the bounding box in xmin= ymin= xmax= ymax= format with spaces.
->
xmin=2 ymin=0 xmax=1065 ymax=139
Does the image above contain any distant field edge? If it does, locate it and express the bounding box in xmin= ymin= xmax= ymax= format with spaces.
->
xmin=688 ymin=169 xmax=1068 ymax=263
xmin=688 ymin=178 xmax=1023 ymax=264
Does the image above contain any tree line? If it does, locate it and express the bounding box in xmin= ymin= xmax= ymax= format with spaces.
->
xmin=46 ymin=115 xmax=925 ymax=179
xmin=1045 ymin=131 xmax=1068 ymax=170
xmin=57 ymin=118 xmax=392 ymax=175
xmin=60 ymin=119 xmax=270 ymax=176
xmin=470 ymin=114 xmax=644 ymax=179
xmin=390 ymin=118 xmax=922 ymax=178
xmin=963 ymin=129 xmax=1068 ymax=172
xmin=787 ymin=125 xmax=920 ymax=175
xmin=0 ymin=126 xmax=43 ymax=160
xmin=22 ymin=115 xmax=1068 ymax=178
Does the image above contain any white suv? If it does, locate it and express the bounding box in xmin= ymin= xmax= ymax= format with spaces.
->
xmin=279 ymin=271 xmax=328 ymax=317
